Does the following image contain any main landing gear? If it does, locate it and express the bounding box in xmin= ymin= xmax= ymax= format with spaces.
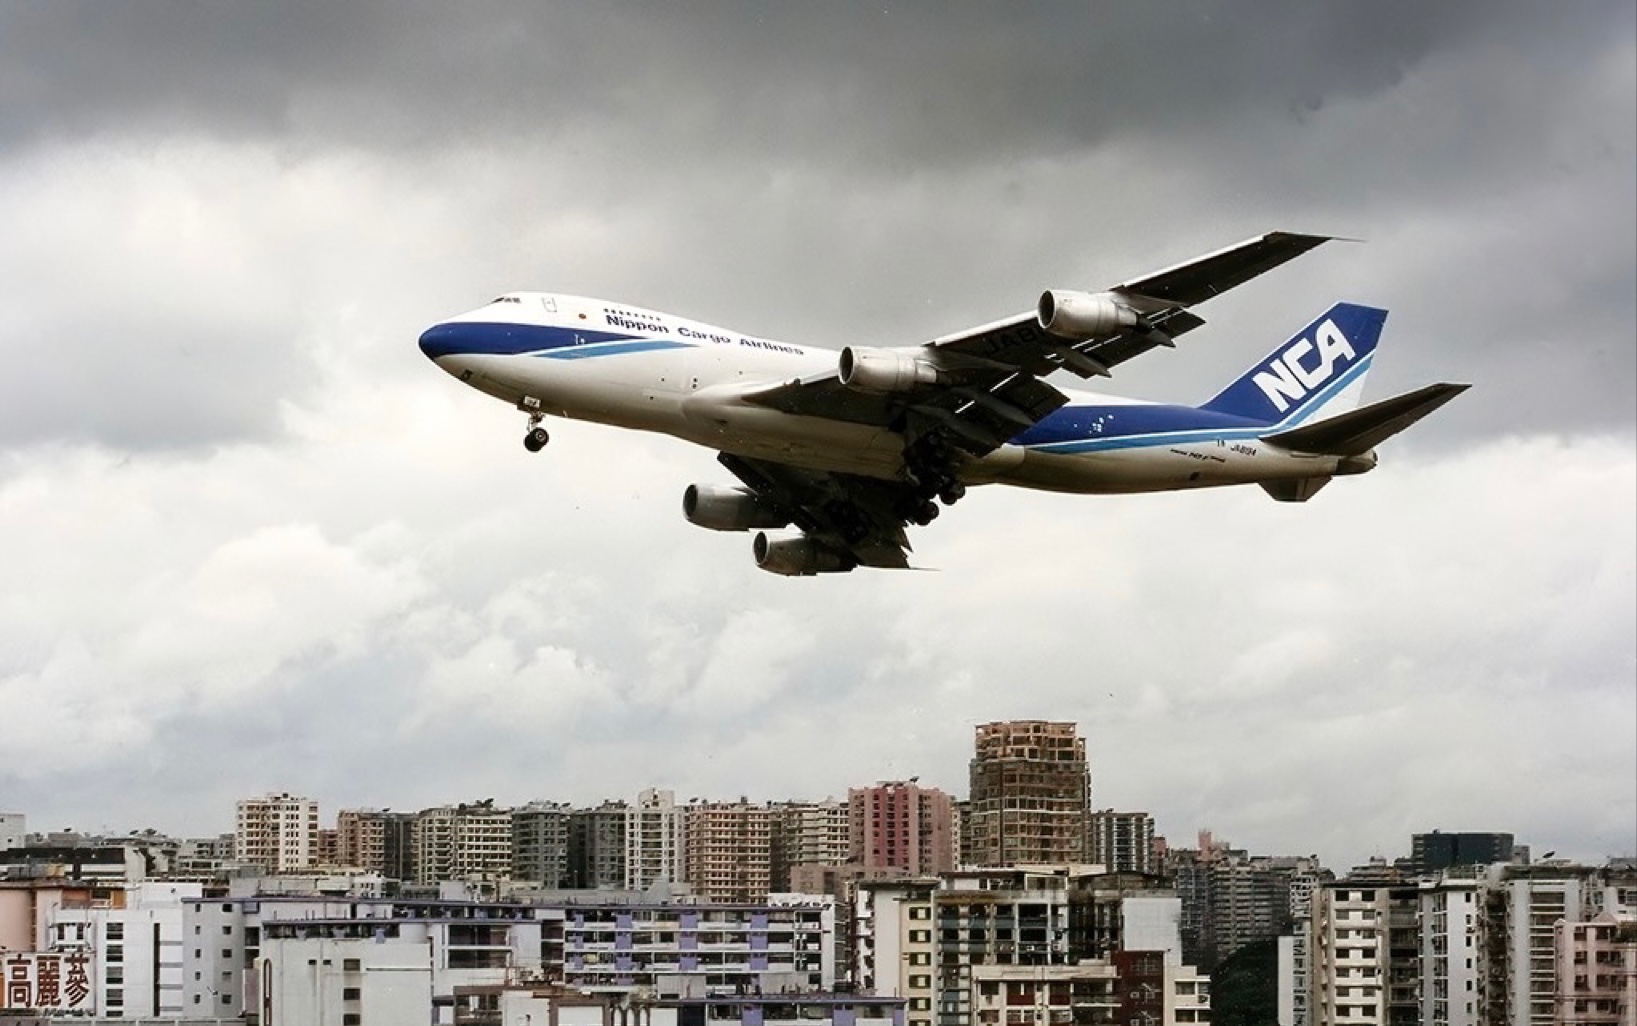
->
xmin=520 ymin=397 xmax=550 ymax=453
xmin=899 ymin=433 xmax=966 ymax=525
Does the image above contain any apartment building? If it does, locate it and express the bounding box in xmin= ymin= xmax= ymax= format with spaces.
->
xmin=235 ymin=792 xmax=320 ymax=873
xmin=514 ymin=800 xmax=573 ymax=887
xmin=562 ymin=895 xmax=835 ymax=996
xmin=685 ymin=800 xmax=773 ymax=903
xmin=569 ymin=800 xmax=629 ymax=889
xmin=1419 ymin=876 xmax=1482 ymax=1026
xmin=772 ymin=798 xmax=851 ymax=891
xmin=412 ymin=800 xmax=514 ymax=885
xmin=964 ymin=721 xmax=1090 ymax=868
xmin=627 ymin=789 xmax=686 ymax=891
xmin=1089 ymin=810 xmax=1157 ymax=876
xmin=1555 ymin=912 xmax=1637 ymax=1025
xmin=850 ymin=781 xmax=956 ymax=877
xmin=1306 ymin=879 xmax=1422 ymax=1026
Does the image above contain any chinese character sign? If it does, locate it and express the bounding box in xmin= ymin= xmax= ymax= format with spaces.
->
xmin=0 ymin=952 xmax=94 ymax=1011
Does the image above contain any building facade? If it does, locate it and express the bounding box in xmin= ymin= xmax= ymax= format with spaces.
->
xmin=684 ymin=800 xmax=773 ymax=904
xmin=1089 ymin=810 xmax=1157 ymax=876
xmin=964 ymin=721 xmax=1090 ymax=868
xmin=235 ymin=792 xmax=320 ymax=873
xmin=850 ymin=782 xmax=956 ymax=877
xmin=626 ymin=790 xmax=685 ymax=891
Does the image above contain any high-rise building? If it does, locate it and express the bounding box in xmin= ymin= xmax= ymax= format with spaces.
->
xmin=1089 ymin=809 xmax=1156 ymax=875
xmin=568 ymin=801 xmax=627 ymax=889
xmin=411 ymin=800 xmax=512 ymax=885
xmin=1411 ymin=830 xmax=1517 ymax=875
xmin=234 ymin=793 xmax=319 ymax=873
xmin=772 ymin=798 xmax=850 ymax=891
xmin=965 ymin=720 xmax=1090 ymax=867
xmin=336 ymin=809 xmax=387 ymax=872
xmin=512 ymin=801 xmax=572 ymax=887
xmin=1306 ymin=878 xmax=1421 ymax=1026
xmin=1418 ymin=876 xmax=1482 ymax=1026
xmin=684 ymin=799 xmax=773 ymax=903
xmin=625 ymin=789 xmax=684 ymax=891
xmin=849 ymin=781 xmax=956 ymax=876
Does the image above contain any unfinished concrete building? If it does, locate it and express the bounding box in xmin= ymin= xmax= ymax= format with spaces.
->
xmin=964 ymin=720 xmax=1091 ymax=868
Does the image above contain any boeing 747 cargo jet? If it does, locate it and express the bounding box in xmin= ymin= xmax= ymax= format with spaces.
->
xmin=419 ymin=232 xmax=1466 ymax=574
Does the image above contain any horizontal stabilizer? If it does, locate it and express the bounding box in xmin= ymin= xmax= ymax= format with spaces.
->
xmin=1262 ymin=382 xmax=1470 ymax=456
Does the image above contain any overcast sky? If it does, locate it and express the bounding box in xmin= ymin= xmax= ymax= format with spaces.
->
xmin=1 ymin=3 xmax=1632 ymax=872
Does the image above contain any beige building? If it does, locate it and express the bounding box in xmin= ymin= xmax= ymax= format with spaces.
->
xmin=626 ymin=789 xmax=685 ymax=891
xmin=234 ymin=792 xmax=320 ymax=873
xmin=1555 ymin=912 xmax=1637 ymax=1026
xmin=412 ymin=800 xmax=513 ymax=885
xmin=964 ymin=721 xmax=1090 ymax=867
xmin=336 ymin=808 xmax=387 ymax=872
xmin=772 ymin=798 xmax=851 ymax=891
xmin=684 ymin=799 xmax=773 ymax=903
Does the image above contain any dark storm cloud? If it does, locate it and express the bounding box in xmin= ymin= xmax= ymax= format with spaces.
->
xmin=0 ymin=1 xmax=1594 ymax=164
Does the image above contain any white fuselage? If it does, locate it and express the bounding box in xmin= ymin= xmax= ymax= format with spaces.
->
xmin=421 ymin=293 xmax=1356 ymax=494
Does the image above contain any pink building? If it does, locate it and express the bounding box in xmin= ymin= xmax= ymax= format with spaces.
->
xmin=848 ymin=781 xmax=955 ymax=876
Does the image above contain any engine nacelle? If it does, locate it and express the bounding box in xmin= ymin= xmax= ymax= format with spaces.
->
xmin=1037 ymin=290 xmax=1139 ymax=340
xmin=683 ymin=484 xmax=790 ymax=532
xmin=838 ymin=346 xmax=941 ymax=393
xmin=753 ymin=532 xmax=852 ymax=576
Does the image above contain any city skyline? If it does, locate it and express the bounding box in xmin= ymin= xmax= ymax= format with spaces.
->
xmin=1 ymin=5 xmax=1632 ymax=879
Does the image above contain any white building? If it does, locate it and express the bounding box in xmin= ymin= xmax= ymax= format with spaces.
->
xmin=0 ymin=812 xmax=24 ymax=851
xmin=47 ymin=880 xmax=201 ymax=1019
xmin=235 ymin=792 xmax=320 ymax=873
xmin=626 ymin=789 xmax=685 ymax=891
xmin=1420 ymin=877 xmax=1482 ymax=1026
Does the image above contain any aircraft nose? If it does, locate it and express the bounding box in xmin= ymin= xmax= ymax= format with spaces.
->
xmin=418 ymin=322 xmax=464 ymax=361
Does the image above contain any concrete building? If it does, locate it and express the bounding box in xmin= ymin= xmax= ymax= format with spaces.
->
xmin=561 ymin=894 xmax=835 ymax=997
xmin=1412 ymin=831 xmax=1518 ymax=875
xmin=335 ymin=808 xmax=387 ymax=872
xmin=773 ymin=798 xmax=851 ymax=891
xmin=964 ymin=721 xmax=1090 ymax=868
xmin=413 ymin=800 xmax=514 ymax=886
xmin=1419 ymin=876 xmax=1483 ymax=1026
xmin=514 ymin=801 xmax=574 ymax=888
xmin=627 ymin=790 xmax=685 ymax=891
xmin=235 ymin=792 xmax=320 ymax=873
xmin=856 ymin=868 xmax=1201 ymax=1026
xmin=1306 ymin=879 xmax=1421 ymax=1026
xmin=0 ymin=812 xmax=23 ymax=852
xmin=1089 ymin=810 xmax=1157 ymax=876
xmin=849 ymin=782 xmax=956 ymax=877
xmin=1555 ymin=912 xmax=1637 ymax=1025
xmin=684 ymin=800 xmax=773 ymax=903
xmin=570 ymin=801 xmax=629 ymax=889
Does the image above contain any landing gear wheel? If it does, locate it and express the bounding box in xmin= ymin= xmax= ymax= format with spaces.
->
xmin=912 ymin=501 xmax=940 ymax=526
xmin=938 ymin=482 xmax=966 ymax=505
xmin=523 ymin=426 xmax=550 ymax=452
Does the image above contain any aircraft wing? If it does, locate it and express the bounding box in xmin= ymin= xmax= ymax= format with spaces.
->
xmin=745 ymin=231 xmax=1334 ymax=458
xmin=717 ymin=453 xmax=917 ymax=570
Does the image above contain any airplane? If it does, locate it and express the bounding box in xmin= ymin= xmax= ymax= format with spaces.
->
xmin=418 ymin=231 xmax=1467 ymax=575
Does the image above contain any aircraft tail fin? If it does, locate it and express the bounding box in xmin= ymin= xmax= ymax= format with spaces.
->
xmin=1201 ymin=303 xmax=1386 ymax=427
xmin=1261 ymin=382 xmax=1470 ymax=456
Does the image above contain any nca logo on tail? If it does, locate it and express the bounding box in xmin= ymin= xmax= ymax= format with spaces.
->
xmin=1252 ymin=319 xmax=1357 ymax=412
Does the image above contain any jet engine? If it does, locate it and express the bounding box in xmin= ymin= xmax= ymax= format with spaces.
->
xmin=838 ymin=346 xmax=941 ymax=393
xmin=1036 ymin=290 xmax=1139 ymax=340
xmin=682 ymin=484 xmax=790 ymax=531
xmin=753 ymin=532 xmax=851 ymax=576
